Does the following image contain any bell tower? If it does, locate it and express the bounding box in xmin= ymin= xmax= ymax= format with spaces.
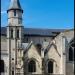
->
xmin=7 ymin=0 xmax=23 ymax=75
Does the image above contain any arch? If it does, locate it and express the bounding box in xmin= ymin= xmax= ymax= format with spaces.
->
xmin=24 ymin=58 xmax=40 ymax=74
xmin=28 ymin=60 xmax=36 ymax=72
xmin=48 ymin=60 xmax=53 ymax=73
xmin=45 ymin=59 xmax=56 ymax=74
xmin=68 ymin=38 xmax=74 ymax=61
xmin=69 ymin=47 xmax=73 ymax=61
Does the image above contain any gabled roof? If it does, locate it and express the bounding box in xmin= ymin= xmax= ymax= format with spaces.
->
xmin=1 ymin=27 xmax=65 ymax=37
xmin=24 ymin=41 xmax=41 ymax=56
xmin=44 ymin=42 xmax=61 ymax=57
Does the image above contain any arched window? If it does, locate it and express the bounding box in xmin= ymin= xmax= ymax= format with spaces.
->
xmin=69 ymin=40 xmax=74 ymax=61
xmin=48 ymin=61 xmax=53 ymax=73
xmin=28 ymin=60 xmax=36 ymax=72
xmin=69 ymin=47 xmax=73 ymax=61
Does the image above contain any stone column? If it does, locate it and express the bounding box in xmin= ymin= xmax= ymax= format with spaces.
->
xmin=61 ymin=34 xmax=66 ymax=75
xmin=41 ymin=48 xmax=44 ymax=74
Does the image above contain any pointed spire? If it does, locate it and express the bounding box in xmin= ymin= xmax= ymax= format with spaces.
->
xmin=7 ymin=0 xmax=23 ymax=13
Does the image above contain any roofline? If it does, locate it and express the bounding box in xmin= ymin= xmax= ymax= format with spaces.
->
xmin=24 ymin=34 xmax=56 ymax=37
xmin=63 ymin=29 xmax=74 ymax=32
xmin=7 ymin=8 xmax=23 ymax=13
xmin=1 ymin=26 xmax=66 ymax=30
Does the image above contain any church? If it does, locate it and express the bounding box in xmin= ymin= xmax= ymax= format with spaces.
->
xmin=1 ymin=0 xmax=74 ymax=75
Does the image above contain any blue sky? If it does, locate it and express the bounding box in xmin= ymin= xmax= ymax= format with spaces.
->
xmin=1 ymin=0 xmax=74 ymax=29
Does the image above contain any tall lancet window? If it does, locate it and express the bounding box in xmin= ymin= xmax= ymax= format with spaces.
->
xmin=14 ymin=10 xmax=16 ymax=16
xmin=11 ymin=29 xmax=13 ymax=38
xmin=48 ymin=61 xmax=53 ymax=73
xmin=28 ymin=60 xmax=36 ymax=72
xmin=17 ymin=29 xmax=19 ymax=38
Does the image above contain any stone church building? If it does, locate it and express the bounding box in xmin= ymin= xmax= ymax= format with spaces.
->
xmin=1 ymin=0 xmax=74 ymax=75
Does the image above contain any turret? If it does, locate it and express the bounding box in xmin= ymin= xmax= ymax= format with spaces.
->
xmin=7 ymin=0 xmax=23 ymax=26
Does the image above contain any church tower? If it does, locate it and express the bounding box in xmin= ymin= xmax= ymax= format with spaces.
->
xmin=7 ymin=0 xmax=23 ymax=75
xmin=7 ymin=0 xmax=23 ymax=26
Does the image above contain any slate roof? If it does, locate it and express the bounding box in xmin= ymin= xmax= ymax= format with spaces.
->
xmin=1 ymin=27 xmax=65 ymax=37
xmin=24 ymin=28 xmax=65 ymax=36
xmin=7 ymin=0 xmax=23 ymax=12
